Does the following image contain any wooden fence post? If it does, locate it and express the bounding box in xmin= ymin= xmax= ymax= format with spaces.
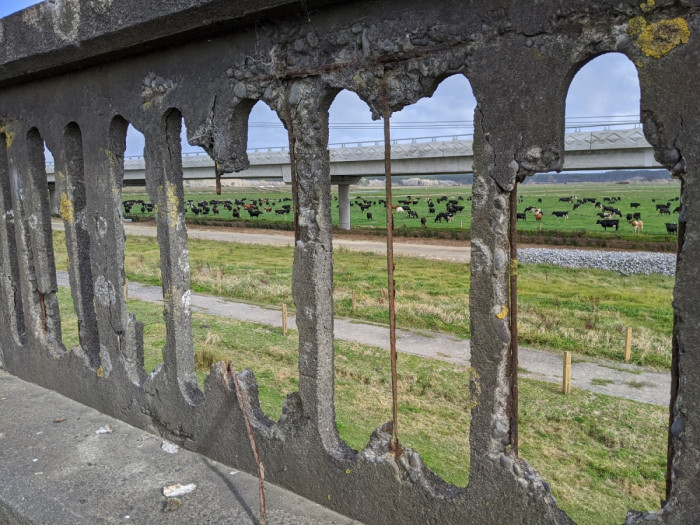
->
xmin=562 ymin=351 xmax=571 ymax=394
xmin=282 ymin=304 xmax=288 ymax=336
xmin=624 ymin=327 xmax=632 ymax=362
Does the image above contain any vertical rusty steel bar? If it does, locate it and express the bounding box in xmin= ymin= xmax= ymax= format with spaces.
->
xmin=283 ymin=100 xmax=300 ymax=243
xmin=382 ymin=87 xmax=401 ymax=454
xmin=215 ymin=161 xmax=222 ymax=196
xmin=508 ymin=185 xmax=519 ymax=455
xmin=228 ymin=362 xmax=268 ymax=525
xmin=665 ymin=181 xmax=683 ymax=504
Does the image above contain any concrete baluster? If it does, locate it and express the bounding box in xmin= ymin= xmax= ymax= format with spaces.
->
xmin=82 ymin=116 xmax=144 ymax=384
xmin=54 ymin=122 xmax=101 ymax=369
xmin=0 ymin=129 xmax=25 ymax=350
xmin=143 ymin=108 xmax=202 ymax=405
xmin=4 ymin=126 xmax=64 ymax=356
xmin=288 ymin=80 xmax=346 ymax=455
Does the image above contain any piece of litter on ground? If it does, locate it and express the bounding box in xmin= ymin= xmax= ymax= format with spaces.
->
xmin=229 ymin=470 xmax=239 ymax=476
xmin=161 ymin=441 xmax=180 ymax=454
xmin=32 ymin=458 xmax=38 ymax=462
xmin=163 ymin=483 xmax=197 ymax=497
xmin=36 ymin=431 xmax=43 ymax=435
xmin=95 ymin=424 xmax=113 ymax=434
xmin=53 ymin=417 xmax=67 ymax=423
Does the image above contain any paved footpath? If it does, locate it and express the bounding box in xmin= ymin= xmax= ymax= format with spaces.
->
xmin=56 ymin=269 xmax=670 ymax=406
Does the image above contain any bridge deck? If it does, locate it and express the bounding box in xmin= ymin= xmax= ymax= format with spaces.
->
xmin=0 ymin=370 xmax=355 ymax=525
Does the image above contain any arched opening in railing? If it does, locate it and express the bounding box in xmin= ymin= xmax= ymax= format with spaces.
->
xmin=328 ymin=74 xmax=478 ymax=487
xmin=514 ymin=52 xmax=672 ymax=524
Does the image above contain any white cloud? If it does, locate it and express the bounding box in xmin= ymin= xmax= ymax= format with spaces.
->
xmin=565 ymin=53 xmax=640 ymax=124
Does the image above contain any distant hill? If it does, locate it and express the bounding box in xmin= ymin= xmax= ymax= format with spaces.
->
xmin=523 ymin=169 xmax=670 ymax=184
xmin=358 ymin=169 xmax=670 ymax=186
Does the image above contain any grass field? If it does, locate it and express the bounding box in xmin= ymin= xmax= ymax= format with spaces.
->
xmin=122 ymin=181 xmax=681 ymax=243
xmin=52 ymin=231 xmax=674 ymax=368
xmin=53 ymin=287 xmax=668 ymax=525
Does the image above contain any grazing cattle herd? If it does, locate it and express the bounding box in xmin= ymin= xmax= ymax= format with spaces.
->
xmin=122 ymin=189 xmax=680 ymax=236
xmin=517 ymin=193 xmax=679 ymax=235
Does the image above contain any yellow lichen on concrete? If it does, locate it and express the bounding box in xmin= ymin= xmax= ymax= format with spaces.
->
xmin=59 ymin=193 xmax=74 ymax=223
xmin=165 ymin=182 xmax=180 ymax=228
xmin=0 ymin=125 xmax=15 ymax=148
xmin=637 ymin=18 xmax=690 ymax=58
xmin=496 ymin=305 xmax=509 ymax=319
xmin=509 ymin=258 xmax=518 ymax=277
xmin=626 ymin=16 xmax=647 ymax=37
xmin=466 ymin=366 xmax=481 ymax=410
xmin=639 ymin=0 xmax=655 ymax=13
xmin=96 ymin=365 xmax=104 ymax=378
xmin=100 ymin=148 xmax=122 ymax=172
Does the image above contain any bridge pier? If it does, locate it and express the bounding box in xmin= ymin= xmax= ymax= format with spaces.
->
xmin=48 ymin=182 xmax=58 ymax=215
xmin=338 ymin=183 xmax=350 ymax=229
xmin=333 ymin=176 xmax=361 ymax=230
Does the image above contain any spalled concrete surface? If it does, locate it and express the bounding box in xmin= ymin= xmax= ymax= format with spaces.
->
xmin=0 ymin=369 xmax=358 ymax=525
xmin=56 ymin=270 xmax=670 ymax=406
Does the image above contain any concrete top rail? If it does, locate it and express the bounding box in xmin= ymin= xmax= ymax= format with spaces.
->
xmin=0 ymin=0 xmax=341 ymax=87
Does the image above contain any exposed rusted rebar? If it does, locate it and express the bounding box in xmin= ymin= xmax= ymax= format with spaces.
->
xmin=508 ymin=185 xmax=519 ymax=455
xmin=283 ymin=99 xmax=300 ymax=243
xmin=228 ymin=362 xmax=267 ymax=525
xmin=38 ymin=292 xmax=47 ymax=333
xmin=665 ymin=182 xmax=683 ymax=504
xmin=214 ymin=161 xmax=222 ymax=196
xmin=381 ymin=84 xmax=401 ymax=455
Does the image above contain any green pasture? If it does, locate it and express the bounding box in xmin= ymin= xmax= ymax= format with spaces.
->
xmin=122 ymin=181 xmax=681 ymax=242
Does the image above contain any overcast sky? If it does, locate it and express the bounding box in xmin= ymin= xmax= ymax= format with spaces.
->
xmin=2 ymin=1 xmax=641 ymax=159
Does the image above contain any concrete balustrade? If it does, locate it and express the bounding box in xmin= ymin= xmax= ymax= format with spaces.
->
xmin=0 ymin=1 xmax=697 ymax=523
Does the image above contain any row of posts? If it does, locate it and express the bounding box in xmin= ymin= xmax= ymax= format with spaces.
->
xmin=124 ymin=275 xmax=636 ymax=396
xmin=562 ymin=326 xmax=633 ymax=394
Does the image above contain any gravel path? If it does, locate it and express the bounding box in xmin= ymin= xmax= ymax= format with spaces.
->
xmin=518 ymin=247 xmax=676 ymax=276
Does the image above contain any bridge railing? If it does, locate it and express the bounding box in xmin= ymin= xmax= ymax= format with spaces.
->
xmin=46 ymin=120 xmax=641 ymax=170
xmin=0 ymin=2 xmax=697 ymax=524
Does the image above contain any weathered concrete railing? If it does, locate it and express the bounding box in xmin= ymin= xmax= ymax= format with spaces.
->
xmin=0 ymin=1 xmax=697 ymax=523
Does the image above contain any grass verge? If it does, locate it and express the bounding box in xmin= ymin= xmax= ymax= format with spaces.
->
xmin=52 ymin=231 xmax=674 ymax=368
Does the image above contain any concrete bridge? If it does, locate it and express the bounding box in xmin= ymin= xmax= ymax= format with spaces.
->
xmin=0 ymin=1 xmax=698 ymax=524
xmin=46 ymin=126 xmax=661 ymax=228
